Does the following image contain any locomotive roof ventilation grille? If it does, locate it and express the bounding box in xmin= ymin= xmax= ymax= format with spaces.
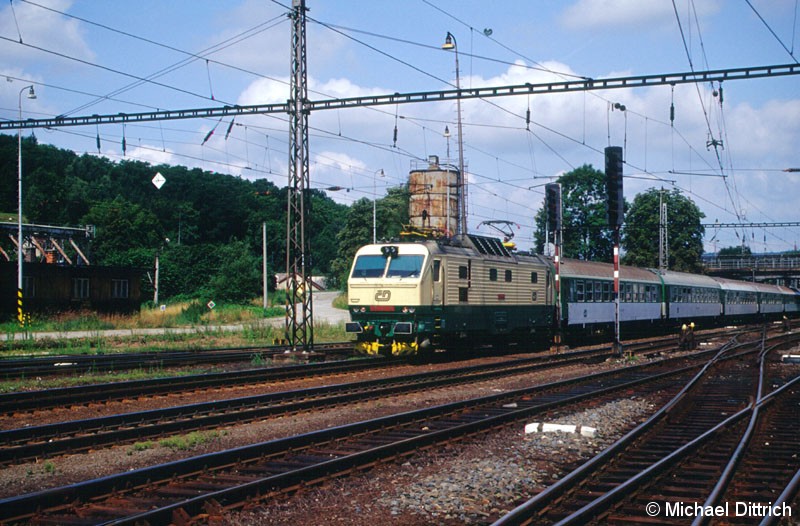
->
xmin=467 ymin=234 xmax=511 ymax=257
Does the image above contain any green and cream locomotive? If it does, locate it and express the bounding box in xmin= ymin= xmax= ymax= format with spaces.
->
xmin=346 ymin=234 xmax=553 ymax=356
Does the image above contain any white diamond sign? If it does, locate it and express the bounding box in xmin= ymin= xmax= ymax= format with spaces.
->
xmin=152 ymin=172 xmax=166 ymax=189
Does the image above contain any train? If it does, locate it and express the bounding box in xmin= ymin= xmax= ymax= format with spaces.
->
xmin=345 ymin=233 xmax=800 ymax=356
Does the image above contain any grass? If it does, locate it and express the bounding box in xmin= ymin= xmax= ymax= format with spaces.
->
xmin=159 ymin=430 xmax=221 ymax=450
xmin=0 ymin=292 xmax=351 ymax=358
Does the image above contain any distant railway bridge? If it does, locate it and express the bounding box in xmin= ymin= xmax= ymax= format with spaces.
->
xmin=702 ymin=254 xmax=800 ymax=288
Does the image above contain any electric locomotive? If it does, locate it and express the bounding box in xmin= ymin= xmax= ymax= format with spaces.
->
xmin=345 ymin=234 xmax=552 ymax=356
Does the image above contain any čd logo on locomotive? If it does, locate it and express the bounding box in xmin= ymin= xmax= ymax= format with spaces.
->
xmin=375 ymin=290 xmax=391 ymax=302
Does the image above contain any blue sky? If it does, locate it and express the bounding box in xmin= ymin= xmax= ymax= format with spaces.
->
xmin=2 ymin=0 xmax=799 ymax=253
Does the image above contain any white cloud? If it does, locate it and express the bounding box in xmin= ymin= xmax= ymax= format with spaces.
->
xmin=0 ymin=0 xmax=94 ymax=66
xmin=560 ymin=0 xmax=720 ymax=31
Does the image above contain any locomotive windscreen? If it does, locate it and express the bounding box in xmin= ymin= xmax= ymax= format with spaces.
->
xmin=386 ymin=255 xmax=424 ymax=278
xmin=351 ymin=255 xmax=386 ymax=278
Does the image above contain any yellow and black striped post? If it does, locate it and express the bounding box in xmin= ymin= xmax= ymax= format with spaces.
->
xmin=17 ymin=288 xmax=24 ymax=327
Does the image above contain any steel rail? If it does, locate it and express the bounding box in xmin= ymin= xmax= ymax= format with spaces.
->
xmin=0 ymin=355 xmax=392 ymax=414
xmin=0 ymin=351 xmax=707 ymax=524
xmin=493 ymin=336 xmax=754 ymax=525
xmin=0 ymin=347 xmax=615 ymax=464
xmin=0 ymin=330 xmax=699 ymax=413
xmin=0 ymin=342 xmax=354 ymax=378
xmin=494 ymin=332 xmax=800 ymax=525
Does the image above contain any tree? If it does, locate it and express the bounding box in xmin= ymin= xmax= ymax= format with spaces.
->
xmin=622 ymin=188 xmax=705 ymax=272
xmin=328 ymin=185 xmax=410 ymax=289
xmin=81 ymin=196 xmax=165 ymax=262
xmin=533 ymin=164 xmax=619 ymax=261
xmin=718 ymin=245 xmax=751 ymax=257
xmin=201 ymin=240 xmax=262 ymax=303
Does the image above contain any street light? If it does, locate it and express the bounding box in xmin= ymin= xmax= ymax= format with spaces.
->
xmin=373 ymin=169 xmax=384 ymax=243
xmin=17 ymin=85 xmax=36 ymax=327
xmin=442 ymin=31 xmax=465 ymax=236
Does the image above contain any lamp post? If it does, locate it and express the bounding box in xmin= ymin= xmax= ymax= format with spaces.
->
xmin=373 ymin=169 xmax=384 ymax=243
xmin=17 ymin=85 xmax=36 ymax=327
xmin=442 ymin=32 xmax=465 ymax=236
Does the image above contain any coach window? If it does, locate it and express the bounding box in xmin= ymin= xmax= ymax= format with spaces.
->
xmin=602 ymin=282 xmax=611 ymax=302
xmin=505 ymin=270 xmax=513 ymax=282
xmin=458 ymin=265 xmax=468 ymax=280
xmin=531 ymin=272 xmax=538 ymax=284
xmin=576 ymin=280 xmax=585 ymax=302
xmin=489 ymin=268 xmax=498 ymax=281
xmin=433 ymin=260 xmax=441 ymax=282
xmin=594 ymin=282 xmax=603 ymax=302
xmin=586 ymin=281 xmax=594 ymax=302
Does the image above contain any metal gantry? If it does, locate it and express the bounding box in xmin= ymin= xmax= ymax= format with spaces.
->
xmin=4 ymin=64 xmax=799 ymax=131
xmin=4 ymin=36 xmax=799 ymax=349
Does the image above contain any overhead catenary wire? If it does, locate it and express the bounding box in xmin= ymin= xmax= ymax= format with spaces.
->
xmin=7 ymin=1 xmax=798 ymax=252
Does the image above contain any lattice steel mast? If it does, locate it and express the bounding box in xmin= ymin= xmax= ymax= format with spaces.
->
xmin=285 ymin=0 xmax=313 ymax=351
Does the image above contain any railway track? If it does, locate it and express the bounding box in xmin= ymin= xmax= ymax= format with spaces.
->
xmin=0 ymin=342 xmax=354 ymax=378
xmin=493 ymin=331 xmax=800 ymax=525
xmin=0 ymin=332 xmax=687 ymax=415
xmin=0 ymin=345 xmax=719 ymax=524
xmin=0 ymin=355 xmax=395 ymax=414
xmin=0 ymin=347 xmax=615 ymax=465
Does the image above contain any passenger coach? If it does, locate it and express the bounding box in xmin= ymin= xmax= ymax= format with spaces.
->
xmin=559 ymin=259 xmax=662 ymax=339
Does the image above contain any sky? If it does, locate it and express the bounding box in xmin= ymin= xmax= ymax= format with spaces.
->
xmin=2 ymin=0 xmax=799 ymax=254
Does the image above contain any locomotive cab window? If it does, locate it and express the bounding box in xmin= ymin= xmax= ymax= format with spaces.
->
xmin=351 ymin=255 xmax=387 ymax=278
xmin=530 ymin=272 xmax=538 ymax=284
xmin=489 ymin=268 xmax=498 ymax=281
xmin=386 ymin=255 xmax=424 ymax=278
xmin=433 ymin=260 xmax=441 ymax=282
xmin=458 ymin=265 xmax=468 ymax=279
xmin=505 ymin=270 xmax=513 ymax=282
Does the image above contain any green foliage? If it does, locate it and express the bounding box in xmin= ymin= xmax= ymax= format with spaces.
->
xmin=534 ymin=165 xmax=620 ymax=261
xmin=82 ymin=196 xmax=165 ymax=260
xmin=159 ymin=431 xmax=220 ymax=450
xmin=177 ymin=302 xmax=207 ymax=325
xmin=0 ymin=134 xmax=351 ymax=303
xmin=199 ymin=240 xmax=262 ymax=303
xmin=622 ymin=188 xmax=705 ymax=272
xmin=329 ymin=186 xmax=410 ymax=289
xmin=718 ymin=245 xmax=751 ymax=257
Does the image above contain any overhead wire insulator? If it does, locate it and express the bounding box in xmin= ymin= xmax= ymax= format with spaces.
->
xmin=669 ymin=84 xmax=675 ymax=126
xmin=393 ymin=104 xmax=399 ymax=147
